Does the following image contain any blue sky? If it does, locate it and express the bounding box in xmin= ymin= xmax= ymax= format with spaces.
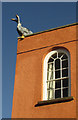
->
xmin=2 ymin=2 xmax=76 ymax=118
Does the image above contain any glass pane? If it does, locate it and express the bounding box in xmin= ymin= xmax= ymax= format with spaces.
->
xmin=62 ymin=60 xmax=68 ymax=68
xmin=55 ymin=70 xmax=60 ymax=79
xmin=52 ymin=81 xmax=55 ymax=89
xmin=55 ymin=89 xmax=61 ymax=98
xmin=49 ymin=89 xmax=53 ymax=100
xmin=48 ymin=58 xmax=54 ymax=63
xmin=63 ymin=88 xmax=68 ymax=97
xmin=52 ymin=53 xmax=57 ymax=59
xmin=50 ymin=81 xmax=53 ymax=89
xmin=58 ymin=53 xmax=63 ymax=57
xmin=47 ymin=71 xmax=53 ymax=80
xmin=47 ymin=91 xmax=48 ymax=100
xmin=47 ymin=82 xmax=49 ymax=89
xmin=47 ymin=71 xmax=49 ymax=80
xmin=47 ymin=89 xmax=54 ymax=100
xmin=55 ymin=80 xmax=61 ymax=89
xmin=61 ymin=54 xmax=68 ymax=60
xmin=47 ymin=90 xmax=50 ymax=100
xmin=47 ymin=81 xmax=54 ymax=89
xmin=48 ymin=63 xmax=53 ymax=71
xmin=55 ymin=59 xmax=60 ymax=70
xmin=63 ymin=78 xmax=68 ymax=87
xmin=62 ymin=69 xmax=68 ymax=77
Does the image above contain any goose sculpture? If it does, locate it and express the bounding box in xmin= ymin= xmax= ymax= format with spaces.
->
xmin=11 ymin=15 xmax=33 ymax=39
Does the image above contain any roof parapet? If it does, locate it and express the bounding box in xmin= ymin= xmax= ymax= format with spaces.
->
xmin=19 ymin=22 xmax=78 ymax=38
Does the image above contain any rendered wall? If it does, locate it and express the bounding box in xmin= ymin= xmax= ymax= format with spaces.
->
xmin=76 ymin=25 xmax=78 ymax=120
xmin=12 ymin=24 xmax=77 ymax=119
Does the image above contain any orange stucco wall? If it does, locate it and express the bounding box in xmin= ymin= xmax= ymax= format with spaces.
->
xmin=12 ymin=24 xmax=78 ymax=119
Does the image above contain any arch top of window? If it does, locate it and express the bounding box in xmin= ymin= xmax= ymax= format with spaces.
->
xmin=44 ymin=48 xmax=70 ymax=64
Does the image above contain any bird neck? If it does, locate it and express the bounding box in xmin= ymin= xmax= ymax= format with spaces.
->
xmin=17 ymin=16 xmax=21 ymax=24
xmin=17 ymin=23 xmax=21 ymax=27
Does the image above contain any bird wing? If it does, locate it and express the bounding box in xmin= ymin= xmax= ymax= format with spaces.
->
xmin=17 ymin=24 xmax=33 ymax=36
xmin=21 ymin=26 xmax=32 ymax=33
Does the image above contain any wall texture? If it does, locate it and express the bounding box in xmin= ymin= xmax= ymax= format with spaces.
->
xmin=12 ymin=24 xmax=78 ymax=119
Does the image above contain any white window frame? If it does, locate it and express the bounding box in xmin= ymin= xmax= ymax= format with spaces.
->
xmin=43 ymin=48 xmax=71 ymax=101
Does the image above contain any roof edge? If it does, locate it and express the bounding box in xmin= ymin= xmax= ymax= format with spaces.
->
xmin=19 ymin=22 xmax=78 ymax=38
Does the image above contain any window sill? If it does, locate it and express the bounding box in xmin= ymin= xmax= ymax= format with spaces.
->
xmin=35 ymin=96 xmax=74 ymax=107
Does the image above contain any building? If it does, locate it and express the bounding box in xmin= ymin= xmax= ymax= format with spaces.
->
xmin=12 ymin=23 xmax=78 ymax=119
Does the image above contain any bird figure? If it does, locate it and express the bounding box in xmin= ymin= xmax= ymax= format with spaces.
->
xmin=11 ymin=15 xmax=33 ymax=39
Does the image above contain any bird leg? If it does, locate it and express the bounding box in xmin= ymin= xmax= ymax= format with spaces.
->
xmin=18 ymin=35 xmax=25 ymax=39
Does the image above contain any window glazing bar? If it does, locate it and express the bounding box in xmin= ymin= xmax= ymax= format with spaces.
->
xmin=46 ymin=77 xmax=69 ymax=82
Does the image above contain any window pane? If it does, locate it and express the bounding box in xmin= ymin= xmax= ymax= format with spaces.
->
xmin=49 ymin=89 xmax=53 ymax=100
xmin=55 ymin=80 xmax=61 ymax=89
xmin=58 ymin=53 xmax=63 ymax=57
xmin=63 ymin=78 xmax=68 ymax=87
xmin=52 ymin=53 xmax=57 ymax=59
xmin=55 ymin=70 xmax=60 ymax=79
xmin=48 ymin=63 xmax=53 ymax=71
xmin=55 ymin=89 xmax=61 ymax=98
xmin=47 ymin=81 xmax=54 ymax=90
xmin=47 ymin=89 xmax=54 ymax=100
xmin=62 ymin=60 xmax=68 ymax=68
xmin=47 ymin=71 xmax=53 ymax=80
xmin=61 ymin=54 xmax=68 ymax=60
xmin=47 ymin=90 xmax=50 ymax=100
xmin=48 ymin=58 xmax=54 ymax=63
xmin=55 ymin=59 xmax=60 ymax=70
xmin=63 ymin=88 xmax=68 ymax=97
xmin=50 ymin=81 xmax=53 ymax=89
xmin=62 ymin=69 xmax=68 ymax=77
xmin=47 ymin=82 xmax=49 ymax=89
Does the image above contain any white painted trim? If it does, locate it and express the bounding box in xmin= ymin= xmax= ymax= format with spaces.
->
xmin=43 ymin=48 xmax=71 ymax=100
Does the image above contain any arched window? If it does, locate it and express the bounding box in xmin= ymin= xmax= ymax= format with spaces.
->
xmin=43 ymin=48 xmax=71 ymax=100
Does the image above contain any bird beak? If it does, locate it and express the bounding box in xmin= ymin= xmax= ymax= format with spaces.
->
xmin=11 ymin=18 xmax=16 ymax=21
xmin=16 ymin=15 xmax=18 ymax=18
